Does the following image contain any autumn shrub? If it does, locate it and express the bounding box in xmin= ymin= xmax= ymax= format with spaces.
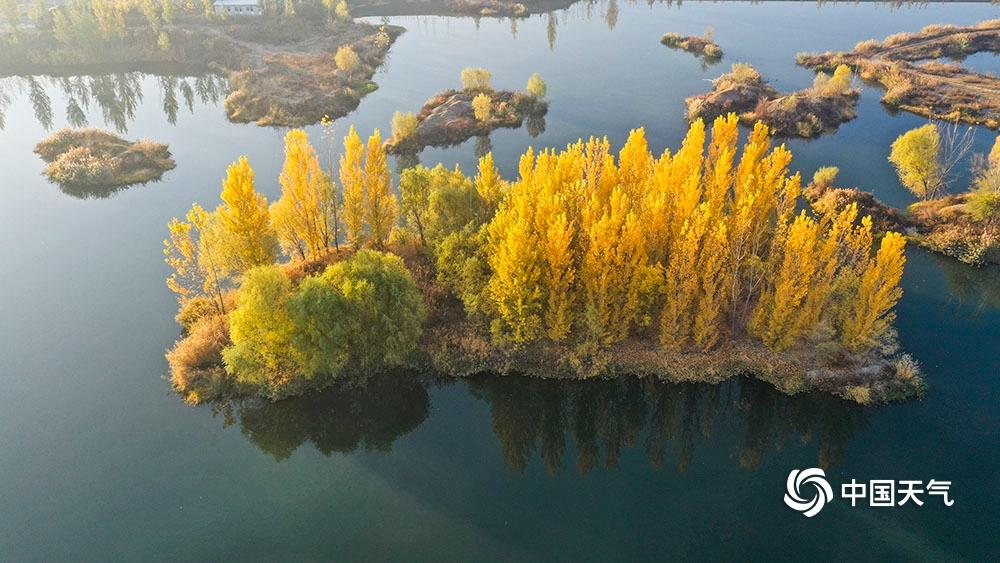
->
xmin=894 ymin=354 xmax=921 ymax=379
xmin=845 ymin=385 xmax=872 ymax=405
xmin=391 ymin=111 xmax=418 ymax=140
xmin=334 ymin=45 xmax=360 ymax=73
xmin=716 ymin=63 xmax=762 ymax=89
xmin=854 ymin=39 xmax=880 ymax=53
xmin=882 ymin=32 xmax=912 ymax=47
xmin=175 ymin=295 xmax=222 ymax=333
xmin=43 ymin=147 xmax=114 ymax=185
xmin=703 ymin=43 xmax=723 ymax=59
xmin=167 ymin=314 xmax=230 ymax=403
xmin=472 ymin=93 xmax=493 ymax=121
xmin=922 ymin=24 xmax=958 ymax=35
xmin=460 ymin=67 xmax=493 ymax=91
xmin=526 ymin=73 xmax=547 ymax=98
xmin=881 ymin=69 xmax=916 ymax=106
xmin=812 ymin=64 xmax=853 ymax=96
xmin=812 ymin=166 xmax=840 ymax=190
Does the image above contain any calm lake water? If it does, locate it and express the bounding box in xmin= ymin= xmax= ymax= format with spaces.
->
xmin=1 ymin=2 xmax=999 ymax=560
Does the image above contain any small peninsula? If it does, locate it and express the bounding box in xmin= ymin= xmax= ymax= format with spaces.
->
xmin=34 ymin=128 xmax=175 ymax=193
xmin=661 ymin=31 xmax=723 ymax=61
xmin=686 ymin=63 xmax=860 ymax=138
xmin=385 ymin=69 xmax=548 ymax=154
xmin=797 ymin=19 xmax=1000 ymax=129
xmin=164 ymin=117 xmax=922 ymax=407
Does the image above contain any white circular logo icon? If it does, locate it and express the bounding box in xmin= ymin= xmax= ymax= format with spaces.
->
xmin=784 ymin=468 xmax=833 ymax=517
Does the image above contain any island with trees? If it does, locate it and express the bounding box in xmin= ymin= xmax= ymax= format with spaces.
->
xmin=797 ymin=19 xmax=1000 ymax=130
xmin=808 ymin=125 xmax=1000 ymax=266
xmin=164 ymin=115 xmax=922 ymax=407
xmin=686 ymin=63 xmax=860 ymax=138
xmin=661 ymin=30 xmax=722 ymax=62
xmin=385 ymin=68 xmax=549 ymax=154
xmin=0 ymin=0 xmax=400 ymax=127
xmin=34 ymin=128 xmax=175 ymax=196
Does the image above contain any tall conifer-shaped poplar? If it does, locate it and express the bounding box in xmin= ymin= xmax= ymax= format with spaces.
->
xmin=340 ymin=126 xmax=367 ymax=248
xmin=841 ymin=232 xmax=906 ymax=351
xmin=660 ymin=204 xmax=708 ymax=350
xmin=271 ymin=129 xmax=336 ymax=260
xmin=363 ymin=129 xmax=397 ymax=248
xmin=216 ymin=156 xmax=277 ymax=272
xmin=487 ymin=182 xmax=544 ymax=344
xmin=751 ymin=211 xmax=822 ymax=351
xmin=475 ymin=152 xmax=505 ymax=215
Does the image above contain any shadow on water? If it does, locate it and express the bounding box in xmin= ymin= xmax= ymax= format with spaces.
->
xmin=469 ymin=374 xmax=867 ymax=474
xmin=215 ymin=371 xmax=431 ymax=461
xmin=932 ymin=253 xmax=1000 ymax=315
xmin=0 ymin=73 xmax=228 ymax=133
xmin=54 ymin=179 xmax=164 ymax=200
xmin=219 ymin=370 xmax=866 ymax=473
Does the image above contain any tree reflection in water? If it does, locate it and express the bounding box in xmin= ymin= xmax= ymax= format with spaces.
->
xmin=469 ymin=374 xmax=867 ymax=474
xmin=0 ymin=73 xmax=228 ymax=133
xmin=217 ymin=370 xmax=866 ymax=472
xmin=216 ymin=371 xmax=430 ymax=462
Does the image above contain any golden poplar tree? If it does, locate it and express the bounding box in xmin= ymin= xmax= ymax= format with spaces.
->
xmin=363 ymin=129 xmax=397 ymax=248
xmin=660 ymin=208 xmax=705 ymax=350
xmin=841 ymin=232 xmax=906 ymax=352
xmin=692 ymin=220 xmax=729 ymax=350
xmin=487 ymin=184 xmax=544 ymax=344
xmin=164 ymin=204 xmax=229 ymax=313
xmin=340 ymin=126 xmax=367 ymax=248
xmin=751 ymin=212 xmax=821 ymax=351
xmin=271 ymin=129 xmax=337 ymax=260
xmin=475 ymin=152 xmax=506 ymax=216
xmin=216 ymin=156 xmax=277 ymax=272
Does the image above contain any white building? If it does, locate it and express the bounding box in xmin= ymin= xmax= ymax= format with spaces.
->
xmin=214 ymin=0 xmax=263 ymax=16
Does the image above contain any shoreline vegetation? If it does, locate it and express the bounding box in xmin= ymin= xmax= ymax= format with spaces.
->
xmin=660 ymin=30 xmax=723 ymax=62
xmin=164 ymin=115 xmax=923 ymax=407
xmin=0 ymin=0 xmax=400 ymax=127
xmin=34 ymin=128 xmax=175 ymax=196
xmin=385 ymin=69 xmax=548 ymax=154
xmin=797 ymin=19 xmax=1000 ymax=130
xmin=686 ymin=63 xmax=860 ymax=139
xmin=807 ymin=128 xmax=1000 ymax=266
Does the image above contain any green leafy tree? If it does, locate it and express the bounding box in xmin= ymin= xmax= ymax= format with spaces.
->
xmin=288 ymin=276 xmax=350 ymax=377
xmin=321 ymin=250 xmax=425 ymax=367
xmin=888 ymin=124 xmax=942 ymax=200
xmin=222 ymin=265 xmax=303 ymax=393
